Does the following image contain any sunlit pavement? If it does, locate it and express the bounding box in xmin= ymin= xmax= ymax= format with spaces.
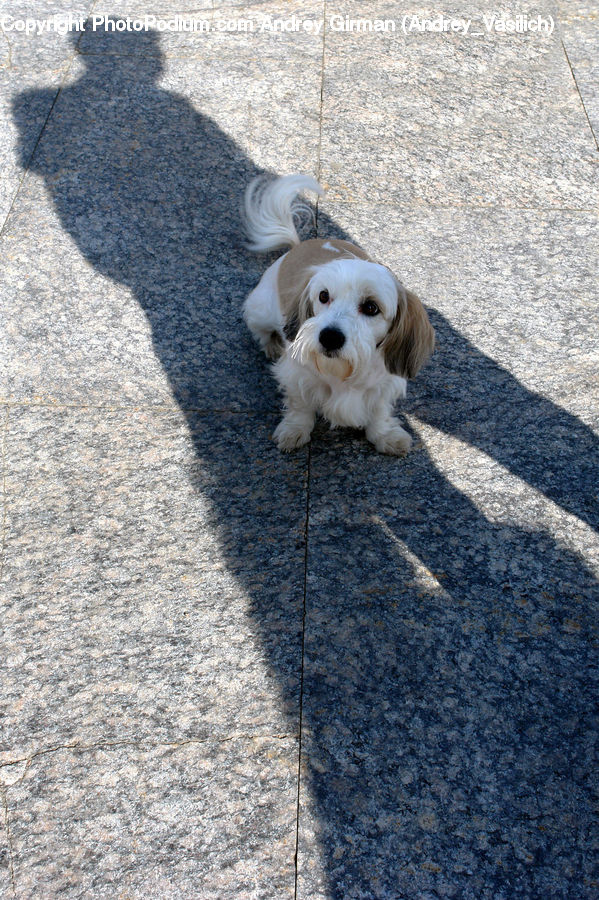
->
xmin=1 ymin=3 xmax=598 ymax=897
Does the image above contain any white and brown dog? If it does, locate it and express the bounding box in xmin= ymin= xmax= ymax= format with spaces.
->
xmin=243 ymin=175 xmax=435 ymax=455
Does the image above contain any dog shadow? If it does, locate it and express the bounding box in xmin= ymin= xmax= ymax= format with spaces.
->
xmin=13 ymin=25 xmax=599 ymax=898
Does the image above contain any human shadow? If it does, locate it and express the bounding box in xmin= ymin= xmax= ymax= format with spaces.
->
xmin=13 ymin=25 xmax=598 ymax=899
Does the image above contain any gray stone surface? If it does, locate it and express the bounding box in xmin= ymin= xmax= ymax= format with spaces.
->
xmin=0 ymin=197 xmax=278 ymax=409
xmin=4 ymin=738 xmax=298 ymax=899
xmin=317 ymin=203 xmax=599 ymax=422
xmin=559 ymin=4 xmax=599 ymax=143
xmin=297 ymin=428 xmax=598 ymax=899
xmin=320 ymin=0 xmax=598 ymax=207
xmin=1 ymin=0 xmax=598 ymax=897
xmin=0 ymin=0 xmax=90 ymax=68
xmin=0 ymin=0 xmax=91 ymax=226
xmin=74 ymin=1 xmax=325 ymax=58
xmin=291 ymin=201 xmax=599 ymax=899
xmin=1 ymin=407 xmax=306 ymax=764
xmin=2 ymin=22 xmax=322 ymax=408
xmin=0 ymin=71 xmax=52 ymax=227
xmin=0 ymin=788 xmax=12 ymax=899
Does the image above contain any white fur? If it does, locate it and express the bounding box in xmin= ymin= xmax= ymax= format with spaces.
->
xmin=243 ymin=175 xmax=415 ymax=456
xmin=242 ymin=174 xmax=323 ymax=252
xmin=243 ymin=253 xmax=288 ymax=359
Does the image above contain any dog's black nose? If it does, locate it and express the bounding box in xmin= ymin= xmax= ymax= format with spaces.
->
xmin=319 ymin=326 xmax=345 ymax=352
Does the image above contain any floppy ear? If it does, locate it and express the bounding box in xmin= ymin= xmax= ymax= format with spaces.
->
xmin=381 ymin=283 xmax=435 ymax=378
xmin=283 ymin=287 xmax=314 ymax=341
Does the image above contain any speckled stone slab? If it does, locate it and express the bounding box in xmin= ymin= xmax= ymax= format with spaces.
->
xmin=0 ymin=73 xmax=53 ymax=228
xmin=21 ymin=40 xmax=324 ymax=187
xmin=2 ymin=39 xmax=322 ymax=407
xmin=0 ymin=406 xmax=307 ymax=764
xmin=71 ymin=1 xmax=325 ymax=58
xmin=316 ymin=202 xmax=599 ymax=425
xmin=319 ymin=0 xmax=598 ymax=207
xmin=87 ymin=0 xmax=321 ymax=17
xmin=2 ymin=0 xmax=599 ymax=895
xmin=293 ymin=204 xmax=599 ymax=898
xmin=0 ymin=195 xmax=281 ymax=409
xmin=559 ymin=4 xmax=599 ymax=142
xmin=0 ymin=0 xmax=91 ymax=68
xmin=3 ymin=737 xmax=298 ymax=898
xmin=298 ymin=428 xmax=599 ymax=899
xmin=0 ymin=1 xmax=91 ymax=226
xmin=0 ymin=799 xmax=12 ymax=899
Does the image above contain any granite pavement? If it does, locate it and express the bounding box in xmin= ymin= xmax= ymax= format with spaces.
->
xmin=0 ymin=1 xmax=598 ymax=897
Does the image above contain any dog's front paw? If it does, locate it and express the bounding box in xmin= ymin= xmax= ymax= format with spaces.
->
xmin=369 ymin=423 xmax=412 ymax=456
xmin=273 ymin=418 xmax=312 ymax=452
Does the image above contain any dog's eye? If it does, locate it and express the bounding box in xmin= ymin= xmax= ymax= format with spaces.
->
xmin=360 ymin=298 xmax=380 ymax=317
xmin=319 ymin=289 xmax=330 ymax=304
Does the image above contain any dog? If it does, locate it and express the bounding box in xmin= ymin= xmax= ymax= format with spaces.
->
xmin=242 ymin=175 xmax=435 ymax=455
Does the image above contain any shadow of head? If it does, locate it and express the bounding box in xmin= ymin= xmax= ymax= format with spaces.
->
xmin=73 ymin=16 xmax=165 ymax=81
xmin=11 ymin=22 xmax=272 ymax=408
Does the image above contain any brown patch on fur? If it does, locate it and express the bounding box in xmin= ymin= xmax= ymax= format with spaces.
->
xmin=278 ymin=239 xmax=370 ymax=339
xmin=381 ymin=284 xmax=435 ymax=378
xmin=277 ymin=239 xmax=434 ymax=377
xmin=265 ymin=330 xmax=285 ymax=360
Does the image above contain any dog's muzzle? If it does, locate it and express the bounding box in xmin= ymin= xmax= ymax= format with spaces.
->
xmin=319 ymin=326 xmax=345 ymax=354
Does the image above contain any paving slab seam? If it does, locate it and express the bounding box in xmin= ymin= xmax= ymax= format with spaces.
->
xmin=0 ymin=407 xmax=8 ymax=589
xmin=560 ymin=38 xmax=599 ymax=152
xmin=0 ymin=402 xmax=279 ymax=413
xmin=0 ymin=731 xmax=299 ymax=775
xmin=0 ymin=11 xmax=95 ymax=240
xmin=72 ymin=49 xmax=311 ymax=60
xmin=314 ymin=200 xmax=599 ymax=211
xmin=6 ymin=195 xmax=598 ymax=212
xmin=315 ymin=0 xmax=327 ymax=188
xmin=0 ymin=785 xmax=16 ymax=898
xmin=293 ymin=441 xmax=312 ymax=900
xmin=211 ymin=0 xmax=308 ymax=11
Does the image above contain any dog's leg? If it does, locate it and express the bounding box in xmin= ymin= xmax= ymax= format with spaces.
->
xmin=365 ymin=408 xmax=412 ymax=456
xmin=243 ymin=256 xmax=287 ymax=360
xmin=273 ymin=394 xmax=315 ymax=451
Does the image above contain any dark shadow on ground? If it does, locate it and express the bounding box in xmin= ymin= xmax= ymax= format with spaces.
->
xmin=13 ymin=26 xmax=599 ymax=899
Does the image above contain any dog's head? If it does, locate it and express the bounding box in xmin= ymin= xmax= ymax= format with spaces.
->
xmin=289 ymin=258 xmax=435 ymax=380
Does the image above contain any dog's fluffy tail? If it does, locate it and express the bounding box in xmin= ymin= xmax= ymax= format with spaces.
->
xmin=243 ymin=174 xmax=324 ymax=252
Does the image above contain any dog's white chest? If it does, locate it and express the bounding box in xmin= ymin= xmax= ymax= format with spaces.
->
xmin=318 ymin=384 xmax=374 ymax=429
xmin=276 ymin=355 xmax=406 ymax=430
